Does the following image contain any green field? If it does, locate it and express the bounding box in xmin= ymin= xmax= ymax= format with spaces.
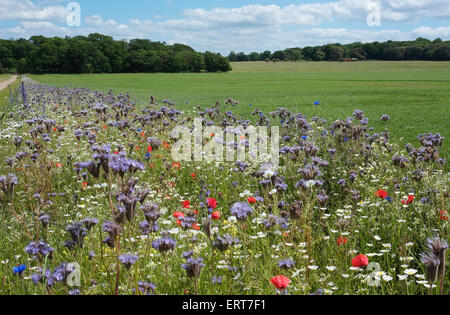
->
xmin=0 ymin=74 xmax=10 ymax=81
xmin=29 ymin=61 xmax=450 ymax=159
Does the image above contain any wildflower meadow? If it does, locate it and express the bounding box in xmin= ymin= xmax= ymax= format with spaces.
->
xmin=0 ymin=77 xmax=448 ymax=296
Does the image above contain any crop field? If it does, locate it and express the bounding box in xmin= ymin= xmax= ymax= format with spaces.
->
xmin=0 ymin=61 xmax=447 ymax=296
xmin=30 ymin=61 xmax=450 ymax=159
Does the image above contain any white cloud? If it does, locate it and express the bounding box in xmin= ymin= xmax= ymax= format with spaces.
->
xmin=412 ymin=26 xmax=450 ymax=38
xmin=0 ymin=0 xmax=68 ymax=21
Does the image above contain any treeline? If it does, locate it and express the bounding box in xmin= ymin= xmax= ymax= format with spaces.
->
xmin=228 ymin=38 xmax=450 ymax=62
xmin=0 ymin=33 xmax=231 ymax=74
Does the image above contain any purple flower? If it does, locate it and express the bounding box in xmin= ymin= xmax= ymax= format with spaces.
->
xmin=102 ymin=221 xmax=121 ymax=248
xmin=118 ymin=253 xmax=139 ymax=270
xmin=135 ymin=282 xmax=156 ymax=295
xmin=152 ymin=234 xmax=176 ymax=252
xmin=25 ymin=241 xmax=55 ymax=260
xmin=213 ymin=235 xmax=239 ymax=251
xmin=66 ymin=222 xmax=88 ymax=248
xmin=82 ymin=217 xmax=99 ymax=231
xmin=278 ymin=259 xmax=295 ymax=269
xmin=182 ymin=257 xmax=205 ymax=278
xmin=212 ymin=276 xmax=223 ymax=284
xmin=230 ymin=202 xmax=253 ymax=220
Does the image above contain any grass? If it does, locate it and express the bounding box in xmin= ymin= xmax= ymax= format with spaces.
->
xmin=29 ymin=60 xmax=450 ymax=160
xmin=0 ymin=74 xmax=11 ymax=81
xmin=0 ymin=75 xmax=20 ymax=108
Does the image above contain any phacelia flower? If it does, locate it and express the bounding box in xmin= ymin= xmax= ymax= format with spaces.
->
xmin=182 ymin=257 xmax=205 ymax=278
xmin=118 ymin=253 xmax=139 ymax=270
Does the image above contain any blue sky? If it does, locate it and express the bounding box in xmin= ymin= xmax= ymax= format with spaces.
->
xmin=1 ymin=0 xmax=449 ymax=54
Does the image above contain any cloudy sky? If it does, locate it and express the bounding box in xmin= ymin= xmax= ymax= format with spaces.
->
xmin=0 ymin=0 xmax=449 ymax=54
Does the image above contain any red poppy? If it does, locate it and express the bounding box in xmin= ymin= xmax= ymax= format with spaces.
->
xmin=82 ymin=182 xmax=88 ymax=188
xmin=193 ymin=209 xmax=199 ymax=215
xmin=172 ymin=162 xmax=181 ymax=170
xmin=402 ymin=195 xmax=414 ymax=205
xmin=191 ymin=173 xmax=196 ymax=179
xmin=352 ymin=254 xmax=369 ymax=268
xmin=440 ymin=210 xmax=448 ymax=221
xmin=212 ymin=211 xmax=220 ymax=220
xmin=173 ymin=211 xmax=185 ymax=219
xmin=147 ymin=146 xmax=153 ymax=152
xmin=270 ymin=275 xmax=291 ymax=290
xmin=375 ymin=190 xmax=388 ymax=199
xmin=337 ymin=236 xmax=347 ymax=245
xmin=162 ymin=141 xmax=170 ymax=150
xmin=56 ymin=163 xmax=62 ymax=168
xmin=140 ymin=131 xmax=145 ymax=137
xmin=247 ymin=196 xmax=257 ymax=204
xmin=182 ymin=200 xmax=190 ymax=209
xmin=192 ymin=223 xmax=200 ymax=230
xmin=102 ymin=125 xmax=107 ymax=129
xmin=207 ymin=198 xmax=217 ymax=209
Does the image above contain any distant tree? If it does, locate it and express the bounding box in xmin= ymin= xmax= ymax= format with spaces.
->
xmin=272 ymin=50 xmax=290 ymax=61
xmin=17 ymin=58 xmax=28 ymax=74
xmin=349 ymin=47 xmax=367 ymax=60
xmin=285 ymin=48 xmax=303 ymax=61
xmin=383 ymin=47 xmax=406 ymax=60
xmin=228 ymin=51 xmax=237 ymax=62
xmin=405 ymin=46 xmax=424 ymax=60
xmin=260 ymin=50 xmax=271 ymax=60
xmin=236 ymin=52 xmax=250 ymax=62
xmin=313 ymin=50 xmax=326 ymax=61
xmin=323 ymin=44 xmax=344 ymax=61
xmin=301 ymin=46 xmax=315 ymax=60
xmin=204 ymin=52 xmax=231 ymax=72
xmin=249 ymin=52 xmax=261 ymax=61
xmin=431 ymin=45 xmax=450 ymax=61
xmin=3 ymin=34 xmax=450 ymax=74
xmin=0 ymin=61 xmax=4 ymax=74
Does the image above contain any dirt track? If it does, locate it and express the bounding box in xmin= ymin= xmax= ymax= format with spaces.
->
xmin=0 ymin=75 xmax=18 ymax=92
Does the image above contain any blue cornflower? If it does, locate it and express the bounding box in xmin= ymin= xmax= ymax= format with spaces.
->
xmin=13 ymin=264 xmax=26 ymax=275
xmin=249 ymin=104 xmax=253 ymax=106
xmin=385 ymin=196 xmax=392 ymax=203
xmin=302 ymin=136 xmax=308 ymax=140
xmin=314 ymin=101 xmax=320 ymax=105
xmin=344 ymin=138 xmax=349 ymax=141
